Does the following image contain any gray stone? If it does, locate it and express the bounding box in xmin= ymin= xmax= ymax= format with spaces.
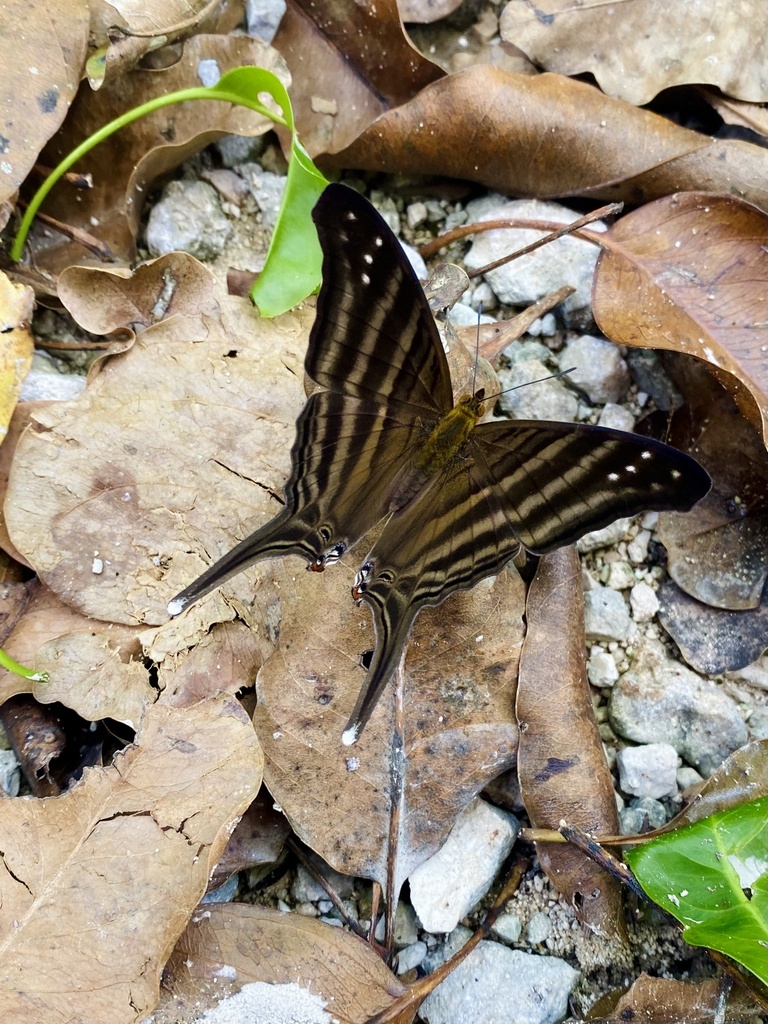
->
xmin=20 ymin=354 xmax=85 ymax=402
xmin=145 ymin=180 xmax=232 ymax=259
xmin=464 ymin=198 xmax=604 ymax=318
xmin=448 ymin=302 xmax=495 ymax=327
xmin=605 ymin=561 xmax=637 ymax=591
xmin=616 ymin=742 xmax=678 ymax=798
xmin=407 ymin=201 xmax=428 ymax=229
xmin=598 ymin=402 xmax=635 ymax=432
xmin=525 ymin=911 xmax=552 ymax=945
xmin=620 ymin=796 xmax=668 ymax=834
xmin=409 ymin=798 xmax=519 ymax=933
xmin=609 ymin=638 xmax=747 ymax=776
xmin=676 ymin=766 xmax=704 ymax=791
xmin=246 ymin=0 xmax=286 ymax=42
xmin=584 ymin=586 xmax=633 ymax=642
xmin=630 ymin=581 xmax=659 ymax=622
xmin=292 ymin=862 xmax=355 ymax=903
xmin=491 ymin=912 xmax=522 ymax=944
xmin=627 ymin=529 xmax=652 ymax=564
xmin=748 ymin=707 xmax=768 ymax=739
xmin=0 ymin=749 xmax=20 ymax=796
xmin=420 ymin=942 xmax=578 ymax=1024
xmin=497 ymin=359 xmax=578 ymax=422
xmin=240 ymin=165 xmax=287 ymax=229
xmin=587 ymin=647 xmax=619 ymax=688
xmin=502 ymin=339 xmax=552 ymax=364
xmin=525 ymin=312 xmax=557 ymax=337
xmin=577 ymin=518 xmax=631 ymax=553
xmin=558 ymin=335 xmax=629 ymax=404
xmin=397 ymin=941 xmax=428 ymax=974
xmin=726 ymin=653 xmax=768 ymax=691
xmin=374 ymin=900 xmax=420 ymax=948
xmin=216 ymin=134 xmax=267 ymax=167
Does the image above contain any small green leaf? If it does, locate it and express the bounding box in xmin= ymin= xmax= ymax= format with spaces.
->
xmin=626 ymin=795 xmax=768 ymax=984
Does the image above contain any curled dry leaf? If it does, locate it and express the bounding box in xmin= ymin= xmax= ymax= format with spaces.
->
xmin=4 ymin=294 xmax=311 ymax=626
xmin=499 ymin=0 xmax=768 ymax=106
xmin=0 ymin=0 xmax=88 ymax=205
xmin=157 ymin=903 xmax=406 ymax=1024
xmin=517 ymin=547 xmax=624 ymax=941
xmin=57 ymin=252 xmax=221 ymax=337
xmin=254 ymin=561 xmax=522 ymax=894
xmin=333 ymin=67 xmax=768 ymax=211
xmin=0 ymin=582 xmax=152 ymax=725
xmin=0 ymin=696 xmax=263 ymax=1024
xmin=586 ymin=973 xmax=743 ymax=1024
xmin=0 ymin=273 xmax=35 ymax=439
xmin=657 ymin=578 xmax=768 ymax=675
xmin=593 ymin=192 xmax=768 ymax=443
xmin=30 ymin=34 xmax=286 ymax=276
xmin=274 ymin=0 xmax=443 ymax=156
xmin=658 ymin=363 xmax=768 ymax=611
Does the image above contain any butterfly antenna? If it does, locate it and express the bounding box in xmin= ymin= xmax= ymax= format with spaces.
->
xmin=484 ymin=366 xmax=576 ymax=403
xmin=471 ymin=302 xmax=482 ymax=396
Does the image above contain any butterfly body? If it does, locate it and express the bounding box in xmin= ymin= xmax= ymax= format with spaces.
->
xmin=169 ymin=183 xmax=711 ymax=744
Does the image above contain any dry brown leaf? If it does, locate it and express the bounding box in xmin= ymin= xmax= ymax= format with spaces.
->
xmin=586 ymin=973 xmax=740 ymax=1023
xmin=208 ymin=787 xmax=291 ymax=891
xmin=593 ymin=192 xmax=768 ymax=443
xmin=334 ymin=67 xmax=768 ymax=211
xmin=58 ymin=252 xmax=221 ymax=336
xmin=0 ymin=582 xmax=153 ymax=724
xmin=499 ymin=0 xmax=768 ymax=106
xmin=0 ymin=0 xmax=89 ymax=205
xmin=0 ymin=695 xmax=263 ymax=1024
xmin=157 ymin=902 xmax=407 ymax=1024
xmin=517 ymin=547 xmax=624 ymax=940
xmin=28 ymin=34 xmax=287 ymax=276
xmin=254 ymin=561 xmax=522 ymax=894
xmin=399 ymin=0 xmax=463 ymax=22
xmin=658 ymin=363 xmax=768 ymax=612
xmin=4 ymin=293 xmax=311 ymax=626
xmin=700 ymin=87 xmax=768 ymax=140
xmin=274 ymin=0 xmax=443 ymax=156
xmin=0 ymin=273 xmax=35 ymax=439
xmin=658 ymin=578 xmax=768 ymax=675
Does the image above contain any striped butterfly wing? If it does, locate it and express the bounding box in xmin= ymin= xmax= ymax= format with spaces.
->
xmin=344 ymin=420 xmax=711 ymax=742
xmin=168 ymin=184 xmax=451 ymax=614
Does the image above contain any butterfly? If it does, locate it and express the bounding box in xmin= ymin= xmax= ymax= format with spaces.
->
xmin=168 ymin=183 xmax=711 ymax=744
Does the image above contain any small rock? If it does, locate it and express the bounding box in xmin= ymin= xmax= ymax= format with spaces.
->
xmin=407 ymin=201 xmax=428 ymax=229
xmin=587 ymin=646 xmax=619 ymax=688
xmin=216 ymin=133 xmax=267 ymax=167
xmin=502 ymin=339 xmax=552 ymax=364
xmin=609 ymin=638 xmax=747 ymax=776
xmin=627 ymin=529 xmax=652 ymax=564
xmin=200 ymin=873 xmax=239 ymax=904
xmin=409 ymin=798 xmax=519 ymax=933
xmin=471 ymin=280 xmax=496 ymax=310
xmin=0 ymin=749 xmax=20 ymax=796
xmin=497 ymin=359 xmax=578 ymax=422
xmin=491 ymin=912 xmax=522 ymax=944
xmin=584 ymin=586 xmax=633 ymax=642
xmin=619 ymin=797 xmax=669 ymax=834
xmin=577 ymin=518 xmax=631 ymax=553
xmin=246 ymin=0 xmax=287 ymax=42
xmin=616 ymin=743 xmax=678 ymax=798
xmin=447 ymin=302 xmax=494 ymax=327
xmin=630 ymin=580 xmax=659 ymax=622
xmin=525 ymin=911 xmax=552 ymax=945
xmin=606 ymin=561 xmax=637 ymax=591
xmin=526 ymin=312 xmax=557 ymax=337
xmin=748 ymin=707 xmax=768 ymax=739
xmin=145 ymin=180 xmax=232 ymax=259
xmin=397 ymin=941 xmax=428 ymax=975
xmin=420 ymin=942 xmax=578 ymax=1024
xmin=726 ymin=652 xmax=768 ymax=691
xmin=598 ymin=402 xmax=635 ymax=432
xmin=676 ymin=766 xmax=704 ymax=791
xmin=464 ymin=198 xmax=604 ymax=320
xmin=20 ymin=356 xmax=85 ymax=402
xmin=292 ymin=862 xmax=355 ymax=903
xmin=422 ymin=926 xmax=474 ymax=974
xmin=374 ymin=901 xmax=420 ymax=948
xmin=239 ymin=165 xmax=287 ymax=228
xmin=558 ymin=335 xmax=630 ymax=404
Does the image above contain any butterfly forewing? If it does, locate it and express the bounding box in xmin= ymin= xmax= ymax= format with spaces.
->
xmin=309 ymin=186 xmax=453 ymax=415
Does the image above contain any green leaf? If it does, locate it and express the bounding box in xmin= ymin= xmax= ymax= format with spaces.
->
xmin=11 ymin=66 xmax=327 ymax=315
xmin=626 ymin=795 xmax=768 ymax=985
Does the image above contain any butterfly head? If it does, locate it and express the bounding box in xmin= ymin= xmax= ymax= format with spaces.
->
xmin=308 ymin=541 xmax=346 ymax=572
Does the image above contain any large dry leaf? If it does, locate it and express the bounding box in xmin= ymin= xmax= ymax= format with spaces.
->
xmin=334 ymin=67 xmax=768 ymax=210
xmin=0 ymin=273 xmax=34 ymax=440
xmin=586 ymin=974 xmax=751 ymax=1024
xmin=4 ymin=294 xmax=311 ymax=626
xmin=0 ymin=696 xmax=263 ymax=1024
xmin=0 ymin=0 xmax=89 ymax=205
xmin=274 ymin=0 xmax=443 ymax=156
xmin=517 ymin=547 xmax=624 ymax=940
xmin=499 ymin=0 xmax=768 ymax=106
xmin=157 ymin=903 xmax=407 ymax=1024
xmin=593 ymin=192 xmax=768 ymax=444
xmin=28 ymin=34 xmax=287 ymax=275
xmin=254 ymin=562 xmax=523 ymax=894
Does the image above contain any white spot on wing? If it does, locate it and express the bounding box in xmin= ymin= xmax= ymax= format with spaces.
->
xmin=363 ymin=253 xmax=373 ymax=264
xmin=625 ymin=464 xmax=637 ymax=474
xmin=671 ymin=469 xmax=681 ymax=479
xmin=361 ymin=272 xmax=370 ymax=285
xmin=608 ymin=472 xmax=620 ymax=482
xmin=374 ymin=236 xmax=383 ymax=247
xmin=640 ymin=450 xmax=652 ymax=460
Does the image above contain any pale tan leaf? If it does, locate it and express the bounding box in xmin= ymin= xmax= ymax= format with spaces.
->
xmin=500 ymin=0 xmax=768 ymax=106
xmin=254 ymin=562 xmax=522 ymax=893
xmin=0 ymin=273 xmax=35 ymax=440
xmin=157 ymin=903 xmax=407 ymax=1024
xmin=0 ymin=696 xmax=263 ymax=1024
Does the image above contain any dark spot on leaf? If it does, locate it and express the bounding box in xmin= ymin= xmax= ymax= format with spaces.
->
xmin=0 ymin=135 xmax=9 ymax=154
xmin=37 ymin=88 xmax=59 ymax=113
xmin=534 ymin=756 xmax=578 ymax=782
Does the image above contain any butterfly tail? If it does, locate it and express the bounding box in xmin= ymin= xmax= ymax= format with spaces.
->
xmin=167 ymin=508 xmax=318 ymax=617
xmin=342 ymin=588 xmax=419 ymax=745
